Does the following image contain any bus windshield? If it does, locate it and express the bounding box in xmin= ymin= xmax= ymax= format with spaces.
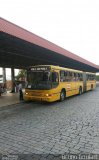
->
xmin=26 ymin=71 xmax=59 ymax=90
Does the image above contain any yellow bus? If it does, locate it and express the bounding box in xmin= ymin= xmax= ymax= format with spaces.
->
xmin=24 ymin=65 xmax=96 ymax=102
xmin=86 ymin=72 xmax=96 ymax=91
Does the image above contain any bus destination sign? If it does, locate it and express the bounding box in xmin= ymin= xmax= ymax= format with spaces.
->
xmin=30 ymin=66 xmax=50 ymax=71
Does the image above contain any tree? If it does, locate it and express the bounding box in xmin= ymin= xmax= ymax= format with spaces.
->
xmin=96 ymin=75 xmax=99 ymax=81
xmin=15 ymin=69 xmax=26 ymax=81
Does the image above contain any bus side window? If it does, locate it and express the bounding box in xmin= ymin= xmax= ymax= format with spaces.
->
xmin=78 ymin=73 xmax=80 ymax=80
xmin=87 ymin=74 xmax=89 ymax=81
xmin=80 ymin=73 xmax=83 ymax=81
xmin=65 ymin=71 xmax=69 ymax=81
xmin=69 ymin=72 xmax=72 ymax=82
xmin=90 ymin=75 xmax=92 ymax=80
xmin=72 ymin=72 xmax=76 ymax=81
xmin=76 ymin=73 xmax=79 ymax=81
xmin=66 ymin=71 xmax=73 ymax=82
xmin=52 ymin=72 xmax=59 ymax=88
xmin=87 ymin=75 xmax=90 ymax=80
xmin=65 ymin=71 xmax=67 ymax=77
xmin=70 ymin=72 xmax=73 ymax=81
xmin=78 ymin=73 xmax=82 ymax=81
xmin=91 ymin=75 xmax=93 ymax=80
xmin=60 ymin=70 xmax=65 ymax=82
xmin=92 ymin=75 xmax=95 ymax=80
xmin=89 ymin=75 xmax=91 ymax=80
xmin=74 ymin=73 xmax=76 ymax=81
xmin=71 ymin=72 xmax=75 ymax=81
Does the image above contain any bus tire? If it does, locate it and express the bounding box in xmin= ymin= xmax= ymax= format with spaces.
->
xmin=79 ymin=87 xmax=82 ymax=95
xmin=60 ymin=89 xmax=66 ymax=101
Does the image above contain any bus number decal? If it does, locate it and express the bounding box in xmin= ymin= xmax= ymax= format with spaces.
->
xmin=66 ymin=84 xmax=71 ymax=89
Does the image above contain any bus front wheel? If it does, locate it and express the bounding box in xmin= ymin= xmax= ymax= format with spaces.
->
xmin=60 ymin=90 xmax=66 ymax=101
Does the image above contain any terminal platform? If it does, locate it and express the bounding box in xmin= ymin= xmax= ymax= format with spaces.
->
xmin=0 ymin=91 xmax=24 ymax=109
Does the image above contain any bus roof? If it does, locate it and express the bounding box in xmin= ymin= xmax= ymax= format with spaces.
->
xmin=30 ymin=65 xmax=83 ymax=73
xmin=85 ymin=72 xmax=96 ymax=75
xmin=50 ymin=65 xmax=83 ymax=73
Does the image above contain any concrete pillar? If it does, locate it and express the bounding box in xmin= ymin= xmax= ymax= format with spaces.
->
xmin=2 ymin=68 xmax=6 ymax=84
xmin=25 ymin=69 xmax=27 ymax=88
xmin=11 ymin=68 xmax=15 ymax=92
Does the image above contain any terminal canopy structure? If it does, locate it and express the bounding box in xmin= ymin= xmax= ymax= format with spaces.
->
xmin=0 ymin=17 xmax=99 ymax=72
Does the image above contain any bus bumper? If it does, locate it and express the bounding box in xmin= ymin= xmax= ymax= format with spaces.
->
xmin=24 ymin=94 xmax=59 ymax=102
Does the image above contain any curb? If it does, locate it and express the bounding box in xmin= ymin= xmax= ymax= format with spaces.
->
xmin=0 ymin=101 xmax=25 ymax=111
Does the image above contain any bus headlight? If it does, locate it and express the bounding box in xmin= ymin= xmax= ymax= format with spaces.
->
xmin=45 ymin=94 xmax=52 ymax=97
xmin=25 ymin=92 xmax=28 ymax=95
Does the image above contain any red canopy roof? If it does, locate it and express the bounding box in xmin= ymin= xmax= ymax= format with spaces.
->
xmin=0 ymin=17 xmax=99 ymax=70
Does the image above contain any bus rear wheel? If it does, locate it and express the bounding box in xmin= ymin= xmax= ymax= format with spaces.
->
xmin=60 ymin=90 xmax=66 ymax=101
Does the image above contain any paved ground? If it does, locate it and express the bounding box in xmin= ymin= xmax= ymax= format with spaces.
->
xmin=0 ymin=90 xmax=25 ymax=108
xmin=0 ymin=92 xmax=19 ymax=108
xmin=0 ymin=87 xmax=99 ymax=159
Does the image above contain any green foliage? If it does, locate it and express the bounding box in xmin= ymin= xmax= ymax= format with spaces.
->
xmin=96 ymin=75 xmax=99 ymax=81
xmin=15 ymin=69 xmax=26 ymax=81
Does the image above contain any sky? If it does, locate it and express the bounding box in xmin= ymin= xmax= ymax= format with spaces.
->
xmin=0 ymin=0 xmax=99 ymax=78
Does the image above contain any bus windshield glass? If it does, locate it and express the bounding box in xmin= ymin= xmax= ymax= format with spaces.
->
xmin=26 ymin=71 xmax=58 ymax=90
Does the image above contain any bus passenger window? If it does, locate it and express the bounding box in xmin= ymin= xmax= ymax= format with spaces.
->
xmin=91 ymin=75 xmax=93 ymax=80
xmin=78 ymin=73 xmax=82 ymax=81
xmin=88 ymin=75 xmax=90 ymax=80
xmin=90 ymin=75 xmax=92 ymax=80
xmin=86 ymin=75 xmax=89 ymax=80
xmin=71 ymin=72 xmax=76 ymax=81
xmin=69 ymin=72 xmax=73 ymax=81
xmin=76 ymin=73 xmax=78 ymax=81
xmin=80 ymin=74 xmax=83 ymax=81
xmin=92 ymin=75 xmax=95 ymax=80
xmin=52 ymin=72 xmax=59 ymax=88
xmin=66 ymin=71 xmax=70 ymax=82
xmin=73 ymin=73 xmax=76 ymax=81
xmin=60 ymin=71 xmax=65 ymax=82
xmin=73 ymin=73 xmax=75 ymax=81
